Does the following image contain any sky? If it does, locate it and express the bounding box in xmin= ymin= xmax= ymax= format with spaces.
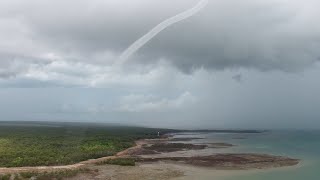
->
xmin=0 ymin=0 xmax=320 ymax=129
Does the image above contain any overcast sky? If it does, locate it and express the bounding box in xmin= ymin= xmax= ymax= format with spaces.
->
xmin=1 ymin=0 xmax=320 ymax=129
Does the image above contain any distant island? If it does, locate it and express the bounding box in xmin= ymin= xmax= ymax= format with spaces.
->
xmin=177 ymin=129 xmax=265 ymax=133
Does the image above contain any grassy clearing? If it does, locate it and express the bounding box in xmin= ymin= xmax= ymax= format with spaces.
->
xmin=0 ymin=121 xmax=176 ymax=167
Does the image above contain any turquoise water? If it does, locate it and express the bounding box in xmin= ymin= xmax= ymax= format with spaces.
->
xmin=173 ymin=130 xmax=320 ymax=179
xmin=203 ymin=130 xmax=320 ymax=180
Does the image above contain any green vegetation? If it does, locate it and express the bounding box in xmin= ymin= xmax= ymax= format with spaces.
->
xmin=0 ymin=174 xmax=11 ymax=180
xmin=0 ymin=121 xmax=175 ymax=167
xmin=96 ymin=158 xmax=136 ymax=166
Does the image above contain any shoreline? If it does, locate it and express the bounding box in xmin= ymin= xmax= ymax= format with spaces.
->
xmin=0 ymin=134 xmax=301 ymax=179
xmin=121 ymin=138 xmax=299 ymax=170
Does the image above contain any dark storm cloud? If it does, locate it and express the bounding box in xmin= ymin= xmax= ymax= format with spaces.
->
xmin=1 ymin=0 xmax=319 ymax=76
xmin=136 ymin=0 xmax=320 ymax=72
xmin=9 ymin=0 xmax=198 ymax=56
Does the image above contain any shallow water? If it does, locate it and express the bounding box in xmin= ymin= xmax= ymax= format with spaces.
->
xmin=172 ymin=130 xmax=320 ymax=180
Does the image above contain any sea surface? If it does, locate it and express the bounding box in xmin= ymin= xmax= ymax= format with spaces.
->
xmin=172 ymin=130 xmax=320 ymax=180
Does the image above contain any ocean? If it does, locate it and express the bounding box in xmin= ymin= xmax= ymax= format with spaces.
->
xmin=173 ymin=130 xmax=320 ymax=180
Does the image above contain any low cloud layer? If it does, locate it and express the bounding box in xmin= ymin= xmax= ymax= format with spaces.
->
xmin=117 ymin=92 xmax=197 ymax=112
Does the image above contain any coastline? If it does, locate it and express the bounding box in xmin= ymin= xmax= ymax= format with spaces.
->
xmin=0 ymin=133 xmax=302 ymax=179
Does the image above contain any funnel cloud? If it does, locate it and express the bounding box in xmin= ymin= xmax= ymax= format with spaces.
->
xmin=117 ymin=0 xmax=208 ymax=65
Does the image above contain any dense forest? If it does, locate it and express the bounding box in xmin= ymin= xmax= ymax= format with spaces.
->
xmin=0 ymin=121 xmax=174 ymax=167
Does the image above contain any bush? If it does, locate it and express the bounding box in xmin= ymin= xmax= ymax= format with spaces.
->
xmin=0 ymin=174 xmax=11 ymax=180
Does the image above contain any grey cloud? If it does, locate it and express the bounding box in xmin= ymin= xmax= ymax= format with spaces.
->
xmin=137 ymin=0 xmax=320 ymax=72
xmin=0 ymin=71 xmax=16 ymax=79
xmin=232 ymin=74 xmax=242 ymax=82
xmin=9 ymin=0 xmax=196 ymax=56
xmin=0 ymin=52 xmax=53 ymax=80
xmin=1 ymin=0 xmax=320 ymax=129
xmin=1 ymin=0 xmax=319 ymax=77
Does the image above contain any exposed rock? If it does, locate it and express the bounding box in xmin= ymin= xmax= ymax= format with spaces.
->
xmin=122 ymin=148 xmax=160 ymax=156
xmin=135 ymin=153 xmax=300 ymax=170
xmin=168 ymin=138 xmax=204 ymax=141
xmin=207 ymin=143 xmax=234 ymax=148
xmin=143 ymin=143 xmax=207 ymax=152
